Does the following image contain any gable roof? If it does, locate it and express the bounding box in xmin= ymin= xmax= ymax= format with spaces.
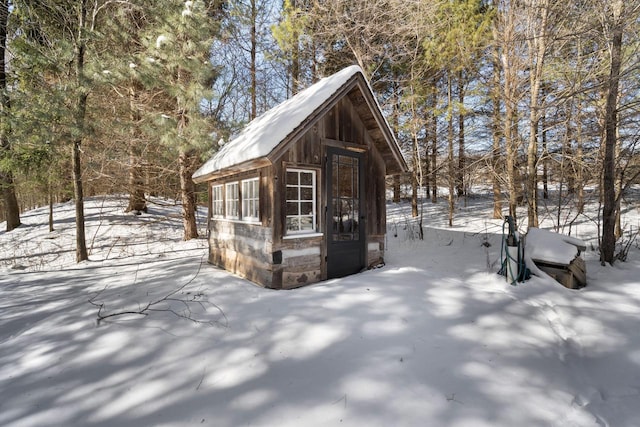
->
xmin=192 ymin=65 xmax=406 ymax=183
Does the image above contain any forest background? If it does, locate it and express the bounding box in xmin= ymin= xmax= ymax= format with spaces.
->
xmin=0 ymin=0 xmax=638 ymax=266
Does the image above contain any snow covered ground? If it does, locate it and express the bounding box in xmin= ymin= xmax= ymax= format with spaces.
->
xmin=1 ymin=194 xmax=640 ymax=426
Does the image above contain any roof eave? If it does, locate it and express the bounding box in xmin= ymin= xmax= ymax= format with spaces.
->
xmin=353 ymin=78 xmax=408 ymax=175
xmin=192 ymin=158 xmax=273 ymax=183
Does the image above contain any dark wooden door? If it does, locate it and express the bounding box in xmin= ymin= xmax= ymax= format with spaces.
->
xmin=326 ymin=147 xmax=365 ymax=279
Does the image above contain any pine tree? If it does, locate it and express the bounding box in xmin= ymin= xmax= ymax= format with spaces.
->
xmin=139 ymin=0 xmax=220 ymax=240
xmin=273 ymin=0 xmax=315 ymax=95
xmin=10 ymin=0 xmax=91 ymax=260
xmin=10 ymin=0 xmax=137 ymax=261
xmin=0 ymin=0 xmax=21 ymax=231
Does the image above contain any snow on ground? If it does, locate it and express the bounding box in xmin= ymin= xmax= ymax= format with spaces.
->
xmin=1 ymin=194 xmax=640 ymax=426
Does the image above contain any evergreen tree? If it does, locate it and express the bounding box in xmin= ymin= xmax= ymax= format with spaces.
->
xmin=10 ymin=0 xmax=94 ymax=261
xmin=10 ymin=0 xmax=149 ymax=260
xmin=139 ymin=0 xmax=220 ymax=240
xmin=0 ymin=0 xmax=20 ymax=231
xmin=272 ymin=0 xmax=316 ymax=95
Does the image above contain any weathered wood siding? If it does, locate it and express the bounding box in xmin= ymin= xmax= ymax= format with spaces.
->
xmin=367 ymin=236 xmax=385 ymax=268
xmin=207 ymin=166 xmax=276 ymax=287
xmin=275 ymin=235 xmax=324 ymax=289
xmin=366 ymin=138 xmax=387 ymax=237
xmin=272 ymin=90 xmax=388 ymax=285
xmin=208 ymin=220 xmax=274 ymax=287
xmin=205 ymin=82 xmax=393 ymax=289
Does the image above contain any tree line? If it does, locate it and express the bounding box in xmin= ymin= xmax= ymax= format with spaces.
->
xmin=1 ymin=0 xmax=639 ymax=266
xmin=0 ymin=0 xmax=224 ymax=261
xmin=274 ymin=0 xmax=639 ymax=265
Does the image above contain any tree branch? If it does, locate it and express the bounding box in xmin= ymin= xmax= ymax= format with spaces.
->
xmin=88 ymin=253 xmax=228 ymax=327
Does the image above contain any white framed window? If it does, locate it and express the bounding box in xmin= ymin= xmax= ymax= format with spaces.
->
xmin=242 ymin=177 xmax=260 ymax=222
xmin=211 ymin=184 xmax=224 ymax=217
xmin=225 ymin=182 xmax=239 ymax=219
xmin=285 ymin=168 xmax=316 ymax=234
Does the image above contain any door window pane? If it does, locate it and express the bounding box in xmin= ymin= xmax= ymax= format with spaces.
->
xmin=330 ymin=153 xmax=360 ymax=241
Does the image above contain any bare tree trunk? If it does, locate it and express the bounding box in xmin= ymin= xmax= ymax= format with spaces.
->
xmin=615 ymin=129 xmax=622 ymax=239
xmin=48 ymin=182 xmax=54 ymax=232
xmin=565 ymin=124 xmax=575 ymax=195
xmin=0 ymin=0 xmax=20 ymax=231
xmin=429 ymin=85 xmax=438 ymax=203
xmin=447 ymin=75 xmax=455 ymax=227
xmin=498 ymin=1 xmax=520 ymax=225
xmin=601 ymin=0 xmax=623 ymax=264
xmin=491 ymin=152 xmax=502 ymax=218
xmin=411 ymin=171 xmax=418 ymax=217
xmin=1 ymin=171 xmax=20 ymax=230
xmin=525 ymin=0 xmax=549 ymax=228
xmin=391 ymin=77 xmax=401 ymax=203
xmin=72 ymin=138 xmax=88 ymax=261
xmin=491 ymin=38 xmax=502 ymax=219
xmin=126 ymin=83 xmax=147 ymax=213
xmin=409 ymin=84 xmax=422 ymax=218
xmin=456 ymin=72 xmax=465 ymax=198
xmin=542 ymin=115 xmax=548 ymax=200
xmin=179 ymin=149 xmax=198 ymax=240
xmin=502 ymin=57 xmax=519 ymax=223
xmin=73 ymin=0 xmax=89 ymax=262
xmin=576 ymin=100 xmax=585 ymax=214
xmin=125 ymin=8 xmax=147 ymax=214
xmin=424 ymin=146 xmax=430 ymax=200
xmin=505 ymin=105 xmax=518 ymax=223
xmin=126 ymin=150 xmax=146 ymax=212
xmin=392 ymin=175 xmax=400 ymax=203
xmin=250 ymin=0 xmax=257 ymax=119
xmin=290 ymin=0 xmax=300 ymax=94
xmin=431 ymin=135 xmax=437 ymax=203
xmin=541 ymin=82 xmax=548 ymax=200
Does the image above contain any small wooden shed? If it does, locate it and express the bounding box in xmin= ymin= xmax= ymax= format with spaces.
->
xmin=192 ymin=65 xmax=407 ymax=289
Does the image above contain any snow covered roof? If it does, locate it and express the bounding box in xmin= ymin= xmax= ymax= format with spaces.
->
xmin=525 ymin=227 xmax=587 ymax=265
xmin=193 ymin=65 xmax=405 ymax=182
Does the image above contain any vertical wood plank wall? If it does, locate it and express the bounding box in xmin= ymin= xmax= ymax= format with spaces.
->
xmin=207 ymin=91 xmax=390 ymax=289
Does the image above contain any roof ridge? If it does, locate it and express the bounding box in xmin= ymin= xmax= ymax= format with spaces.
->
xmin=193 ymin=66 xmax=364 ymax=181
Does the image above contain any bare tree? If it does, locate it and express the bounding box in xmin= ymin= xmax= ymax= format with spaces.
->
xmin=490 ymin=26 xmax=503 ymax=219
xmin=600 ymin=0 xmax=624 ymax=264
xmin=524 ymin=0 xmax=553 ymax=228
xmin=495 ymin=0 xmax=525 ymax=224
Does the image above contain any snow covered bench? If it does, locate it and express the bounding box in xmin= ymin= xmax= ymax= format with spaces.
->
xmin=524 ymin=228 xmax=587 ymax=289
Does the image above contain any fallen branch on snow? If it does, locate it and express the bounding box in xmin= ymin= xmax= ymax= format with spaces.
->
xmin=88 ymin=253 xmax=227 ymax=328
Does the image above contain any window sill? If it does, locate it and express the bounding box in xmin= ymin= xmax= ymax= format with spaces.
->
xmin=283 ymin=232 xmax=323 ymax=240
xmin=211 ymin=217 xmax=261 ymax=225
